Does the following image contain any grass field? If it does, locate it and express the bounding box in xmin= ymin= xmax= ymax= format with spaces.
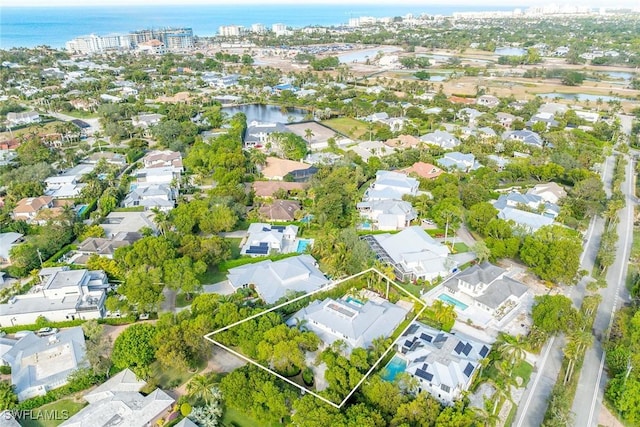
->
xmin=221 ymin=407 xmax=281 ymax=427
xmin=322 ymin=117 xmax=369 ymax=140
xmin=20 ymin=398 xmax=86 ymax=427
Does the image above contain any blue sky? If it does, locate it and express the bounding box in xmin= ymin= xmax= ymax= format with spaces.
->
xmin=4 ymin=0 xmax=639 ymax=7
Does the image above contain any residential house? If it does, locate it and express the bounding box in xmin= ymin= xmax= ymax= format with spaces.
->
xmin=575 ymin=110 xmax=599 ymax=123
xmin=44 ymin=163 xmax=96 ymax=199
xmin=440 ymin=261 xmax=529 ymax=322
xmin=496 ymin=112 xmax=517 ymax=129
xmin=303 ymin=152 xmax=342 ymax=165
xmin=226 ymin=254 xmax=329 ymax=304
xmin=364 ymin=170 xmax=419 ymax=201
xmin=137 ymin=39 xmax=166 ymax=55
xmin=132 ymin=113 xmax=164 ymax=137
xmin=347 ymin=140 xmax=389 ymax=161
xmin=122 ymin=184 xmax=176 ymax=212
xmin=61 ymin=368 xmax=174 ymax=427
xmin=497 ymin=206 xmax=554 ymax=232
xmin=6 ymin=111 xmax=40 ymax=127
xmin=75 ymin=232 xmax=142 ymax=262
xmin=364 ymin=226 xmax=458 ymax=282
xmin=526 ymin=112 xmax=558 ymax=130
xmin=251 ymin=181 xmax=306 ymax=198
xmin=0 ymin=232 xmax=24 ymax=264
xmin=448 ymin=96 xmax=476 ymax=105
xmin=133 ymin=166 xmax=181 ymax=186
xmin=85 ymin=152 xmax=127 ymax=167
xmin=258 ymin=199 xmax=301 ymax=222
xmin=538 ymin=103 xmax=568 ymax=116
xmin=365 ymin=112 xmax=389 ymax=123
xmin=476 ymin=95 xmax=500 ymax=107
xmin=457 ymin=108 xmax=484 ymax=125
xmin=99 ymin=94 xmax=122 ymax=103
xmin=287 ymin=296 xmax=409 ymax=351
xmin=502 ymin=130 xmax=545 ymax=148
xmin=420 ymin=131 xmax=461 ymax=150
xmin=12 ymin=196 xmax=54 ymax=222
xmin=384 ymin=135 xmax=421 ymax=150
xmin=357 ymin=199 xmax=417 ymax=231
xmin=398 ymin=322 xmax=490 ymax=405
xmin=142 ymin=150 xmax=183 ymax=171
xmin=437 ymin=152 xmax=480 ymax=172
xmin=493 ymin=192 xmax=560 ymax=219
xmin=241 ymin=223 xmax=299 ymax=256
xmin=0 ymin=150 xmax=16 ymax=167
xmin=527 ymin=182 xmax=567 ymax=204
xmin=401 ymin=162 xmax=444 ymax=180
xmin=476 ymin=127 xmax=497 ymax=140
xmin=385 ymin=117 xmax=407 ymax=132
xmin=0 ymin=267 xmax=108 ymax=326
xmin=2 ymin=327 xmax=88 ymax=401
xmin=261 ymin=157 xmax=313 ymax=181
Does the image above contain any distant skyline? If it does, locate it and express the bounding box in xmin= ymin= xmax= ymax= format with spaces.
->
xmin=4 ymin=0 xmax=639 ymax=8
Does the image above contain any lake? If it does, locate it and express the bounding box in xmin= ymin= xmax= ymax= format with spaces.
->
xmin=222 ymin=104 xmax=307 ymax=124
xmin=537 ymin=93 xmax=628 ymax=102
xmin=495 ymin=47 xmax=526 ymax=56
xmin=338 ymin=47 xmax=401 ymax=64
xmin=602 ymin=71 xmax=636 ymax=81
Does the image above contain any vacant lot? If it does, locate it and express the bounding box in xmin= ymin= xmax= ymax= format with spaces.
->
xmin=322 ymin=117 xmax=370 ymax=140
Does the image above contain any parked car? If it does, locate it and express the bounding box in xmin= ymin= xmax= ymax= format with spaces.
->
xmin=36 ymin=327 xmax=58 ymax=337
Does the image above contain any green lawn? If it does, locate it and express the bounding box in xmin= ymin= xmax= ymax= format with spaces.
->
xmin=221 ymin=407 xmax=281 ymax=427
xmin=453 ymin=242 xmax=470 ymax=253
xmin=198 ymin=266 xmax=228 ymax=284
xmin=513 ymin=360 xmax=534 ymax=386
xmin=175 ymin=293 xmax=192 ymax=308
xmin=20 ymin=398 xmax=86 ymax=427
xmin=149 ymin=359 xmax=205 ymax=390
xmin=322 ymin=117 xmax=369 ymax=140
xmin=397 ymin=281 xmax=425 ymax=298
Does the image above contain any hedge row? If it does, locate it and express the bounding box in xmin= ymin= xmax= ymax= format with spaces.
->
xmin=0 ymin=315 xmax=137 ymax=334
xmin=16 ymin=370 xmax=104 ymax=411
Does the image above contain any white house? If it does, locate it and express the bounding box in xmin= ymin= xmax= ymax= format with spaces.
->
xmin=440 ymin=261 xmax=529 ymax=320
xmin=419 ymin=131 xmax=461 ymax=150
xmin=0 ymin=232 xmax=23 ymax=264
xmin=497 ymin=206 xmax=554 ymax=232
xmin=44 ymin=163 xmax=96 ymax=199
xmin=287 ymin=296 xmax=409 ymax=351
xmin=122 ymin=184 xmax=176 ymax=212
xmin=527 ymin=182 xmax=567 ymax=205
xmin=241 ymin=223 xmax=299 ymax=256
xmin=226 ymin=255 xmax=329 ymax=304
xmin=437 ymin=152 xmax=480 ymax=172
xmin=2 ymin=327 xmax=88 ymax=401
xmin=6 ymin=111 xmax=40 ymax=127
xmin=357 ymin=199 xmax=417 ymax=231
xmin=493 ymin=192 xmax=560 ymax=219
xmin=398 ymin=322 xmax=491 ymax=405
xmin=364 ymin=170 xmax=419 ymax=201
xmin=476 ymin=95 xmax=500 ymax=107
xmin=0 ymin=267 xmax=108 ymax=327
xmin=366 ymin=227 xmax=457 ymax=282
xmin=61 ymin=368 xmax=174 ymax=427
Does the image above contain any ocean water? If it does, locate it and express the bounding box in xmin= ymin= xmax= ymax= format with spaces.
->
xmin=0 ymin=4 xmax=517 ymax=49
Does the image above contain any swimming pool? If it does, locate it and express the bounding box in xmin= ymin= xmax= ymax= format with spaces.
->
xmin=381 ymin=355 xmax=407 ymax=382
xmin=438 ymin=294 xmax=469 ymax=311
xmin=76 ymin=205 xmax=88 ymax=217
xmin=345 ymin=296 xmax=364 ymax=306
xmin=296 ymin=239 xmax=313 ymax=253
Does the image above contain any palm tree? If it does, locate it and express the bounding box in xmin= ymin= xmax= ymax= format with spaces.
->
xmin=186 ymin=375 xmax=216 ymax=404
xmin=292 ymin=317 xmax=308 ymax=331
xmin=304 ymin=128 xmax=314 ymax=145
xmin=431 ymin=299 xmax=457 ymax=330
xmin=151 ymin=208 xmax=170 ymax=236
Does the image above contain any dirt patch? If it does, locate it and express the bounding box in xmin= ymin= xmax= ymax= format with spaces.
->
xmin=599 ymin=405 xmax=625 ymax=427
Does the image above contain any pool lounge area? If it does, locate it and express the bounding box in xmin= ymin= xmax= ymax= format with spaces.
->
xmin=438 ymin=293 xmax=469 ymax=311
xmin=381 ymin=355 xmax=407 ymax=382
xmin=296 ymin=238 xmax=313 ymax=253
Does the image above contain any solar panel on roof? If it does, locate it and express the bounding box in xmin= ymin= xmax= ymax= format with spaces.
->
xmin=415 ymin=369 xmax=433 ymax=381
xmin=262 ymin=227 xmax=270 ymax=232
xmin=420 ymin=333 xmax=433 ymax=342
xmin=415 ymin=356 xmax=427 ymax=363
xmin=407 ymin=324 xmax=419 ymax=335
xmin=479 ymin=346 xmax=489 ymax=358
xmin=434 ymin=334 xmax=447 ymax=343
xmin=463 ymin=363 xmax=475 ymax=377
xmin=454 ymin=341 xmax=465 ymax=354
xmin=462 ymin=343 xmax=473 ymax=356
xmin=272 ymin=225 xmax=285 ymax=231
xmin=259 ymin=242 xmax=269 ymax=247
xmin=403 ymin=340 xmax=413 ymax=348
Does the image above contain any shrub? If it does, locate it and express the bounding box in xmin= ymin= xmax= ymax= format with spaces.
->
xmin=302 ymin=367 xmax=314 ymax=386
xmin=0 ymin=365 xmax=11 ymax=375
xmin=180 ymin=402 xmax=192 ymax=416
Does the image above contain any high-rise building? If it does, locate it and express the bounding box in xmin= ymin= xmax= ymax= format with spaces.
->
xmin=219 ymin=25 xmax=243 ymax=37
xmin=272 ymin=23 xmax=289 ymax=36
xmin=67 ymin=27 xmax=194 ymax=54
xmin=251 ymin=23 xmax=266 ymax=33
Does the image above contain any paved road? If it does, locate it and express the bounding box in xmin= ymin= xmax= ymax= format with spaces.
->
xmin=514 ymin=138 xmax=619 ymax=427
xmin=571 ymin=129 xmax=635 ymax=426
